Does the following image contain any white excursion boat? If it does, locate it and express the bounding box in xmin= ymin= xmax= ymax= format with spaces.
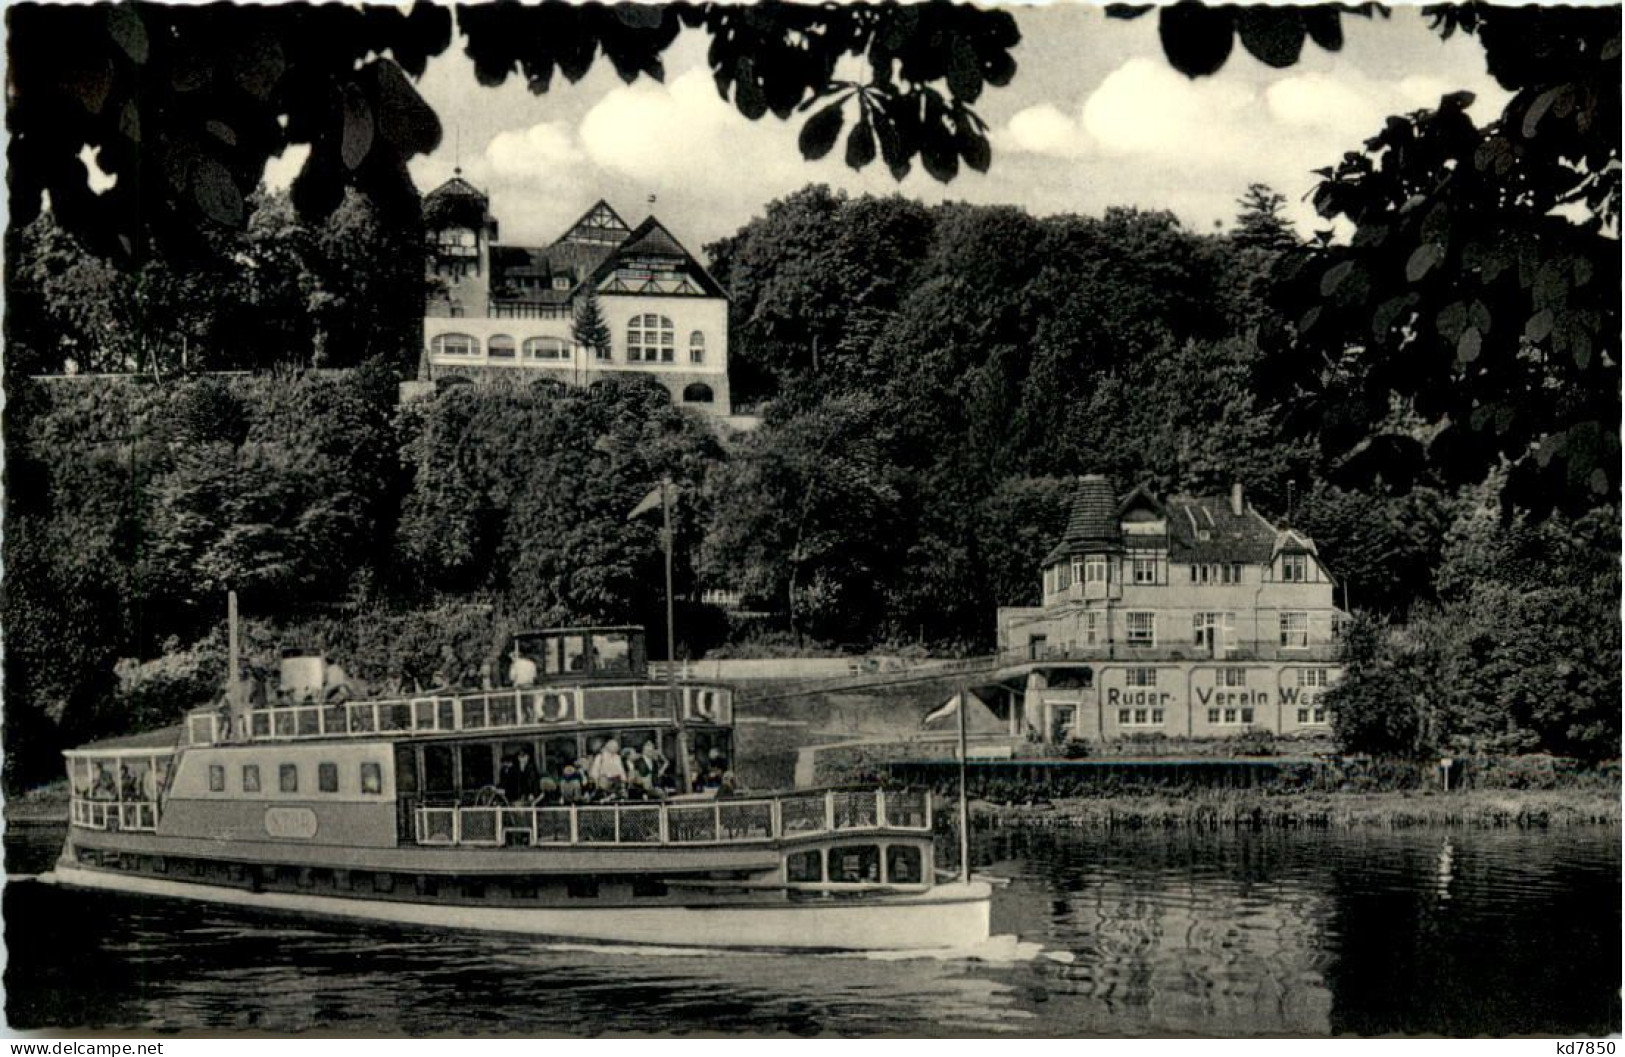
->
xmin=45 ymin=624 xmax=991 ymax=951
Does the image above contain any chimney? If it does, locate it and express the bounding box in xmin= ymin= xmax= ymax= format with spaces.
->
xmin=1230 ymin=482 xmax=1244 ymax=516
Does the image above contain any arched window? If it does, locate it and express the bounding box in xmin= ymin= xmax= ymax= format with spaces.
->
xmin=688 ymin=330 xmax=706 ymax=364
xmin=626 ymin=314 xmax=674 ymax=364
xmin=682 ymin=382 xmax=714 ymax=404
xmin=430 ymin=333 xmax=479 ymax=358
xmin=488 ymin=334 xmax=516 ymax=360
xmin=522 ymin=337 xmax=568 ymax=362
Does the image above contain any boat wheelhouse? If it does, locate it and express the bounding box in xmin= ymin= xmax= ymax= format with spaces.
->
xmin=51 ymin=626 xmax=990 ymax=951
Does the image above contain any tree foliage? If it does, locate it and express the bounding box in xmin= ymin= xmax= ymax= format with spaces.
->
xmin=571 ymin=289 xmax=612 ymax=362
xmin=7 ymin=2 xmax=1020 ymax=263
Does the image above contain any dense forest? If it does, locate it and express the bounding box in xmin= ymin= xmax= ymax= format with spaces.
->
xmin=3 ymin=3 xmax=1618 ymax=789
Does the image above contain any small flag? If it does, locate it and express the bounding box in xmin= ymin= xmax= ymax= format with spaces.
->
xmin=922 ymin=693 xmax=963 ymax=726
xmin=627 ymin=484 xmax=664 ymax=521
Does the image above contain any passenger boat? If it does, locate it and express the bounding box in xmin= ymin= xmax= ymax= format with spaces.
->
xmin=44 ymin=625 xmax=991 ymax=951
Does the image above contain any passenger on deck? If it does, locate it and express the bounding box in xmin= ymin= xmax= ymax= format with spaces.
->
xmin=504 ymin=747 xmax=542 ymax=804
xmin=90 ymin=766 xmax=117 ymax=801
xmin=696 ymin=748 xmax=727 ymax=792
xmin=508 ymin=646 xmax=538 ymax=689
xmin=589 ymin=738 xmax=627 ymax=792
xmin=559 ymin=764 xmax=584 ymax=804
xmin=631 ymin=741 xmax=664 ymax=797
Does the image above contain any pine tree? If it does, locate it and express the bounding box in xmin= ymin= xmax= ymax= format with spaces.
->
xmin=1232 ymin=183 xmax=1297 ymax=250
xmin=572 ymin=289 xmax=612 ymax=361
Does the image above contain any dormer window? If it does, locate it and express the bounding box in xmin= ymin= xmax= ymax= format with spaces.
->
xmin=1282 ymin=554 xmax=1309 ymax=582
xmin=1084 ymin=557 xmax=1108 ymax=584
xmin=552 ymin=276 xmax=571 ymax=291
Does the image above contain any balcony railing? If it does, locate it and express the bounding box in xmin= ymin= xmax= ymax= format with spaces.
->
xmin=186 ymin=684 xmax=733 ymax=747
xmin=1020 ymin=641 xmax=1342 ymax=664
xmin=412 ymin=788 xmax=931 ymax=849
xmin=70 ymin=799 xmax=158 ymax=833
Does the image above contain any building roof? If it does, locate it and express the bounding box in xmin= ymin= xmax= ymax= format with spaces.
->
xmin=423 ymin=175 xmax=492 ymax=230
xmin=489 ymin=242 xmax=618 ymax=305
xmin=469 ymin=205 xmax=725 ymax=306
xmin=1043 ymin=477 xmax=1321 ymax=568
xmin=66 ymin=724 xmax=186 ymax=755
xmin=1164 ymin=494 xmax=1280 ymax=564
xmin=1043 ymin=474 xmax=1122 ymax=564
xmin=584 ymin=216 xmax=729 ymax=299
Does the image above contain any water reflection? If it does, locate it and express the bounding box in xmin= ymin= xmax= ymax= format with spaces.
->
xmin=5 ymin=822 xmax=1618 ymax=1036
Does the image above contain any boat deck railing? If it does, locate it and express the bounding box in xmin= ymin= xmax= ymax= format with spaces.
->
xmin=412 ymin=788 xmax=931 ymax=848
xmin=70 ymin=799 xmax=159 ymax=833
xmin=186 ymin=684 xmax=733 ymax=747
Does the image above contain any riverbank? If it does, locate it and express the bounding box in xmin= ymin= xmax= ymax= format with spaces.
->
xmin=973 ymin=789 xmax=1622 ymax=830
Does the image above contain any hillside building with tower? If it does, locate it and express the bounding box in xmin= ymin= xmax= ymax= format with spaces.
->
xmin=418 ymin=176 xmax=734 ymax=416
xmin=990 ymin=475 xmax=1349 ymax=745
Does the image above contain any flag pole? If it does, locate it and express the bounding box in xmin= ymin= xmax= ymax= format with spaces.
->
xmin=662 ymin=477 xmax=690 ymax=794
xmin=957 ymin=677 xmax=971 ymax=884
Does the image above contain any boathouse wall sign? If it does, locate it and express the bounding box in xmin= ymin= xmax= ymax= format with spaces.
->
xmin=264 ymin=807 xmax=319 ymax=839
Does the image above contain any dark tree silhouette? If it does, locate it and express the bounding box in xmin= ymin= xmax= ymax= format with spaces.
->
xmin=6 ymin=2 xmax=1020 ymax=263
xmin=1117 ymin=3 xmax=1620 ymax=517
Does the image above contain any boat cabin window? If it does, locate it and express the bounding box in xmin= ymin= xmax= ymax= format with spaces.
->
xmin=543 ymin=737 xmax=578 ymax=777
xmin=209 ymin=764 xmax=225 ymax=793
xmin=318 ymin=762 xmax=339 ymax=793
xmin=460 ymin=744 xmax=496 ymax=790
xmin=830 ymin=845 xmax=881 ymax=884
xmin=562 ymin=635 xmax=588 ymax=674
xmin=595 ymin=632 xmax=633 ymax=674
xmin=787 ymin=849 xmax=824 ymax=883
xmin=279 ymin=763 xmax=299 ymax=793
xmin=395 ymin=746 xmax=419 ymax=793
xmin=361 ymin=762 xmax=383 ymax=795
xmin=242 ymin=764 xmax=261 ymax=792
xmin=887 ymin=845 xmax=923 ymax=884
xmin=423 ymin=745 xmax=455 ymax=795
xmin=503 ymin=628 xmax=648 ymax=683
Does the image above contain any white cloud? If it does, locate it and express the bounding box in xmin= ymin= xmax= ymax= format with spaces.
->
xmin=578 ymin=68 xmax=791 ymax=187
xmin=1002 ymin=103 xmax=1092 ymax=158
xmin=485 ymin=121 xmax=582 ymax=176
xmin=1081 ymin=58 xmax=1257 ymax=161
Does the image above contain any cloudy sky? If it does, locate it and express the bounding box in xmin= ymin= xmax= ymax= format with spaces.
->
xmin=310 ymin=5 xmax=1512 ymax=255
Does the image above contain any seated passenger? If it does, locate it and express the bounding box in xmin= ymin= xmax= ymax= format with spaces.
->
xmin=588 ymin=738 xmax=627 ymax=791
xmin=90 ymin=767 xmax=117 ymax=801
xmin=698 ymin=748 xmax=726 ymax=792
xmin=559 ymin=765 xmax=584 ymax=804
xmin=632 ymin=741 xmax=665 ymax=798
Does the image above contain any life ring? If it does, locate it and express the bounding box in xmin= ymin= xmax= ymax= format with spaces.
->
xmin=540 ymin=692 xmax=573 ymax=722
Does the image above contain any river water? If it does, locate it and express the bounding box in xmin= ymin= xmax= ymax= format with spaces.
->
xmin=4 ymin=822 xmax=1618 ymax=1036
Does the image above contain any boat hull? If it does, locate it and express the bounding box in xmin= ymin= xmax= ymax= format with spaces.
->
xmin=41 ymin=865 xmax=992 ymax=952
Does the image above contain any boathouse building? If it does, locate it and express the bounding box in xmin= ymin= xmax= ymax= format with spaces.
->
xmin=419 ymin=177 xmax=732 ymax=415
xmin=993 ymin=476 xmax=1347 ymax=744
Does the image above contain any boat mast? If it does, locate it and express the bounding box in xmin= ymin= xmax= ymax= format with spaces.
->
xmin=662 ymin=477 xmax=690 ymax=793
xmin=957 ymin=677 xmax=970 ymax=884
xmin=227 ymin=589 xmax=242 ymax=711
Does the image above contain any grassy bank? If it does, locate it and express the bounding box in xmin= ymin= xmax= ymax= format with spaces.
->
xmin=3 ymin=778 xmax=70 ymax=824
xmin=973 ymin=789 xmax=1621 ymax=830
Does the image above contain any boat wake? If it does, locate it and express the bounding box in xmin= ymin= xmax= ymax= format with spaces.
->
xmin=839 ymin=933 xmax=1074 ymax=965
xmin=522 ymin=933 xmax=1072 ymax=965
